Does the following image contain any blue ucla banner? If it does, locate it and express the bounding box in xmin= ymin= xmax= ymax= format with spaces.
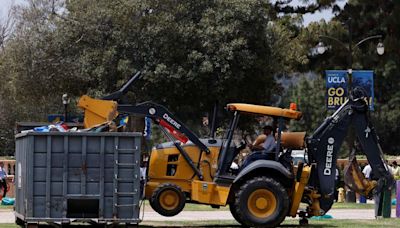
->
xmin=352 ymin=70 xmax=374 ymax=110
xmin=326 ymin=70 xmax=374 ymax=110
xmin=326 ymin=70 xmax=348 ymax=110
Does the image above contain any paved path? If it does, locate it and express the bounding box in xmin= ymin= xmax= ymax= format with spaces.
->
xmin=1 ymin=209 xmax=397 ymax=224
xmin=0 ymin=210 xmax=15 ymax=223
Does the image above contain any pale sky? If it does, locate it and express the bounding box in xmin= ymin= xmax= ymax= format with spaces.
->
xmin=0 ymin=0 xmax=346 ymax=26
xmin=0 ymin=0 xmax=23 ymax=22
xmin=0 ymin=0 xmax=13 ymax=19
xmin=298 ymin=0 xmax=347 ymax=26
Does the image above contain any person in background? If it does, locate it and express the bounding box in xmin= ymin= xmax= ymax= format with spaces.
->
xmin=0 ymin=162 xmax=7 ymax=198
xmin=386 ymin=160 xmax=393 ymax=174
xmin=392 ymin=161 xmax=400 ymax=179
xmin=198 ymin=114 xmax=210 ymax=138
xmin=364 ymin=161 xmax=393 ymax=217
xmin=362 ymin=162 xmax=372 ymax=179
xmin=139 ymin=160 xmax=148 ymax=198
xmin=334 ymin=167 xmax=340 ymax=202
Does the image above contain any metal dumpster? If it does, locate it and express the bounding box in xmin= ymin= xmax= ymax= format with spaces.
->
xmin=14 ymin=132 xmax=141 ymax=227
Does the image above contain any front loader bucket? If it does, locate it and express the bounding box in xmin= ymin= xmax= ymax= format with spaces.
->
xmin=78 ymin=95 xmax=119 ymax=128
xmin=343 ymin=157 xmax=376 ymax=198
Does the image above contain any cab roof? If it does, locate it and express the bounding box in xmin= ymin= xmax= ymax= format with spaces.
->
xmin=227 ymin=103 xmax=302 ymax=120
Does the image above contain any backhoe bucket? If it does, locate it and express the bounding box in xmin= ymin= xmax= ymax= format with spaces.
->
xmin=78 ymin=95 xmax=119 ymax=128
xmin=343 ymin=156 xmax=376 ymax=198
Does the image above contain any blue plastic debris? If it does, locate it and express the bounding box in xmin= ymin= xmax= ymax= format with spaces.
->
xmin=310 ymin=214 xmax=333 ymax=220
xmin=33 ymin=126 xmax=49 ymax=132
xmin=1 ymin=197 xmax=15 ymax=205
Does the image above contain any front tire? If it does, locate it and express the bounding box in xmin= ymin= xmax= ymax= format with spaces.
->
xmin=233 ymin=176 xmax=289 ymax=227
xmin=149 ymin=183 xmax=186 ymax=217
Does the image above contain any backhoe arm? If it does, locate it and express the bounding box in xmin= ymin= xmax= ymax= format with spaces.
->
xmin=118 ymin=102 xmax=210 ymax=154
xmin=350 ymin=104 xmax=394 ymax=195
xmin=306 ymin=89 xmax=394 ymax=214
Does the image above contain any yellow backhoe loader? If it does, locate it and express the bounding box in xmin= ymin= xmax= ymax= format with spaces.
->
xmin=78 ymin=72 xmax=394 ymax=227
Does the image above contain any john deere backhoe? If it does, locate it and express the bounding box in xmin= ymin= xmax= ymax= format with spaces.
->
xmin=78 ymin=72 xmax=394 ymax=227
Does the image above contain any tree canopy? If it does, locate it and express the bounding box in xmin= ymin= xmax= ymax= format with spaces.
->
xmin=293 ymin=0 xmax=400 ymax=155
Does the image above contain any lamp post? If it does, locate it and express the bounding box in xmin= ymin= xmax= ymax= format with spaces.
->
xmin=317 ymin=17 xmax=384 ymax=95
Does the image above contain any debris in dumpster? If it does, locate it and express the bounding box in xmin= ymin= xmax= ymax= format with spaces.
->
xmin=24 ymin=115 xmax=127 ymax=134
xmin=118 ymin=115 xmax=129 ymax=129
xmin=80 ymin=121 xmax=118 ymax=133
xmin=33 ymin=126 xmax=49 ymax=132
xmin=32 ymin=122 xmax=69 ymax=132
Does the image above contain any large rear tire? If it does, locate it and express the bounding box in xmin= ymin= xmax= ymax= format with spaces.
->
xmin=233 ymin=176 xmax=289 ymax=227
xmin=149 ymin=183 xmax=186 ymax=217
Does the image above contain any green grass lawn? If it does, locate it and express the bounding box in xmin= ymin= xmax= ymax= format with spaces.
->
xmin=331 ymin=202 xmax=375 ymax=209
xmin=332 ymin=202 xmax=397 ymax=210
xmin=0 ymin=204 xmax=13 ymax=210
xmin=0 ymin=225 xmax=18 ymax=228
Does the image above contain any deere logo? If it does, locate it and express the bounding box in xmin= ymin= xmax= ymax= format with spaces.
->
xmin=163 ymin=113 xmax=181 ymax=129
xmin=324 ymin=137 xmax=335 ymax=176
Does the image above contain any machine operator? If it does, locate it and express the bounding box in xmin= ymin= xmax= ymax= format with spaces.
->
xmin=248 ymin=125 xmax=276 ymax=152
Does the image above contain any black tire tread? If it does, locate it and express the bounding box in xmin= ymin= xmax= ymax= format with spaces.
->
xmin=229 ymin=202 xmax=243 ymax=224
xmin=149 ymin=183 xmax=186 ymax=217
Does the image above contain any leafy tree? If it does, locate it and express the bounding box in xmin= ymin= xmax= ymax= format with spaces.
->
xmin=0 ymin=0 xmax=340 ymax=154
xmin=286 ymin=0 xmax=400 ymax=155
xmin=319 ymin=0 xmax=400 ymax=155
xmin=286 ymin=73 xmax=327 ymax=133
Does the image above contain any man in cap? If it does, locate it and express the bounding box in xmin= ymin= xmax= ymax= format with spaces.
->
xmin=248 ymin=125 xmax=276 ymax=152
xmin=392 ymin=161 xmax=400 ymax=179
xmin=240 ymin=125 xmax=277 ymax=167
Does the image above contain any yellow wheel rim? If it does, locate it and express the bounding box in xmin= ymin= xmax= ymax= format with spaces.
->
xmin=159 ymin=190 xmax=179 ymax=210
xmin=247 ymin=189 xmax=277 ymax=218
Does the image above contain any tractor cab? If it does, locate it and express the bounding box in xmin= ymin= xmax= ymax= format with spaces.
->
xmin=213 ymin=103 xmax=304 ymax=184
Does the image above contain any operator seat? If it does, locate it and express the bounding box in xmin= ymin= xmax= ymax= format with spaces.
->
xmin=241 ymin=148 xmax=276 ymax=169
